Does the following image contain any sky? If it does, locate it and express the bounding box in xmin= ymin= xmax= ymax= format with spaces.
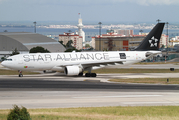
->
xmin=0 ymin=0 xmax=179 ymax=24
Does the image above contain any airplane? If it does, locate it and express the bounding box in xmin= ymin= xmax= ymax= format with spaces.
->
xmin=1 ymin=23 xmax=165 ymax=77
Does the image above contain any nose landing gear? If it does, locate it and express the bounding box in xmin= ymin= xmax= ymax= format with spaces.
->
xmin=18 ymin=70 xmax=23 ymax=77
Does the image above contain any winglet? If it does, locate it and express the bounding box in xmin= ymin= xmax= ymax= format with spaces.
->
xmin=135 ymin=23 xmax=165 ymax=51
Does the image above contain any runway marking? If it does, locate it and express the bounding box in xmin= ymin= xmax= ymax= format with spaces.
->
xmin=73 ymin=95 xmax=162 ymax=98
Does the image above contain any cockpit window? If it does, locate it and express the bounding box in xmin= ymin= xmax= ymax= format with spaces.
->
xmin=119 ymin=53 xmax=126 ymax=59
xmin=4 ymin=59 xmax=12 ymax=61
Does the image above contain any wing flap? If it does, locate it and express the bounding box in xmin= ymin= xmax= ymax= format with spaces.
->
xmin=56 ymin=60 xmax=125 ymax=68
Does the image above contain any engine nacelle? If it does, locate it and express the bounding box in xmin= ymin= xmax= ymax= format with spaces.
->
xmin=65 ymin=66 xmax=83 ymax=76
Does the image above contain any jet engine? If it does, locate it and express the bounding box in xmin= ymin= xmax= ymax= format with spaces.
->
xmin=64 ymin=66 xmax=83 ymax=76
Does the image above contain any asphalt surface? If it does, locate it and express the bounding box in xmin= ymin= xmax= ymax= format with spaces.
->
xmin=0 ymin=63 xmax=179 ymax=109
xmin=0 ymin=76 xmax=179 ymax=109
xmin=0 ymin=78 xmax=179 ymax=91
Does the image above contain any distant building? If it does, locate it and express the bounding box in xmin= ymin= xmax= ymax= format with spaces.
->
xmin=170 ymin=36 xmax=179 ymax=47
xmin=0 ymin=32 xmax=66 ymax=58
xmin=139 ymin=32 xmax=149 ymax=36
xmin=59 ymin=32 xmax=83 ymax=50
xmin=95 ymin=34 xmax=146 ymax=51
xmin=93 ymin=31 xmax=168 ymax=51
xmin=91 ymin=37 xmax=96 ymax=49
xmin=107 ymin=29 xmax=133 ymax=36
xmin=58 ymin=15 xmax=85 ymax=50
xmin=160 ymin=34 xmax=168 ymax=47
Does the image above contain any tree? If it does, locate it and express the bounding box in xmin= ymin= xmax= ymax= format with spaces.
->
xmin=11 ymin=48 xmax=20 ymax=56
xmin=59 ymin=41 xmax=66 ymax=47
xmin=66 ymin=40 xmax=73 ymax=48
xmin=160 ymin=44 xmax=165 ymax=49
xmin=1 ymin=57 xmax=5 ymax=61
xmin=85 ymin=44 xmax=90 ymax=48
xmin=89 ymin=47 xmax=94 ymax=50
xmin=30 ymin=46 xmax=50 ymax=53
xmin=7 ymin=105 xmax=31 ymax=120
xmin=65 ymin=48 xmax=81 ymax=52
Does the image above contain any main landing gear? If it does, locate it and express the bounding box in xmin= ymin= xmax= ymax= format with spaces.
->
xmin=78 ymin=72 xmax=97 ymax=77
xmin=18 ymin=70 xmax=23 ymax=77
xmin=85 ymin=73 xmax=97 ymax=77
xmin=78 ymin=72 xmax=83 ymax=76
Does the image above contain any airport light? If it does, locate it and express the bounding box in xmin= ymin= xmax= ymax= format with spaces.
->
xmin=166 ymin=22 xmax=169 ymax=63
xmin=156 ymin=19 xmax=161 ymax=23
xmin=98 ymin=22 xmax=102 ymax=51
xmin=166 ymin=22 xmax=169 ymax=42
xmin=139 ymin=30 xmax=143 ymax=35
xmin=33 ymin=21 xmax=37 ymax=33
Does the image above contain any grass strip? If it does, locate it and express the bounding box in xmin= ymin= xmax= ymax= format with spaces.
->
xmin=109 ymin=78 xmax=179 ymax=84
xmin=0 ymin=106 xmax=179 ymax=120
xmin=0 ymin=69 xmax=39 ymax=75
xmin=92 ymin=68 xmax=179 ymax=73
xmin=0 ymin=68 xmax=178 ymax=75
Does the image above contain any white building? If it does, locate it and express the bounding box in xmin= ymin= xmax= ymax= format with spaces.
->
xmin=59 ymin=32 xmax=83 ymax=50
xmin=170 ymin=36 xmax=179 ymax=47
xmin=160 ymin=34 xmax=168 ymax=47
xmin=91 ymin=37 xmax=96 ymax=49
xmin=77 ymin=17 xmax=85 ymax=43
xmin=58 ymin=14 xmax=86 ymax=50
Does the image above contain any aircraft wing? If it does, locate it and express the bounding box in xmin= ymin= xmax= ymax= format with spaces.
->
xmin=56 ymin=59 xmax=126 ymax=68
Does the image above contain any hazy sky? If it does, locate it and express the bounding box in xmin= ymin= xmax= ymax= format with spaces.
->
xmin=0 ymin=0 xmax=179 ymax=23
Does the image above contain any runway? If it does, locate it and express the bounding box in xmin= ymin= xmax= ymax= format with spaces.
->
xmin=0 ymin=74 xmax=179 ymax=109
xmin=0 ymin=78 xmax=179 ymax=91
xmin=1 ymin=63 xmax=179 ymax=109
xmin=1 ymin=91 xmax=179 ymax=109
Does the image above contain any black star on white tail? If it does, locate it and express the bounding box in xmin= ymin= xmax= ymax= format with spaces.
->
xmin=149 ymin=36 xmax=158 ymax=47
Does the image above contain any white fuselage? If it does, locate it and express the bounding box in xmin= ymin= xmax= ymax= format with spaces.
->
xmin=1 ymin=51 xmax=160 ymax=72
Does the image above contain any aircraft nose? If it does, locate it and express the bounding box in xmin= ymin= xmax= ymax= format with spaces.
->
xmin=1 ymin=61 xmax=7 ymax=67
xmin=1 ymin=61 xmax=5 ymax=67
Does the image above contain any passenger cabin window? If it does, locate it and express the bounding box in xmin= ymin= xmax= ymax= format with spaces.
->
xmin=4 ymin=59 xmax=12 ymax=61
xmin=119 ymin=53 xmax=126 ymax=59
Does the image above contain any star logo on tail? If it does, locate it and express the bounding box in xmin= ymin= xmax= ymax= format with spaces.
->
xmin=149 ymin=36 xmax=158 ymax=47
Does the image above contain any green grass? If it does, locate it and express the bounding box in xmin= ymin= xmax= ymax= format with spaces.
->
xmin=0 ymin=68 xmax=178 ymax=75
xmin=0 ymin=69 xmax=39 ymax=75
xmin=109 ymin=78 xmax=179 ymax=84
xmin=91 ymin=68 xmax=179 ymax=73
xmin=0 ymin=106 xmax=179 ymax=120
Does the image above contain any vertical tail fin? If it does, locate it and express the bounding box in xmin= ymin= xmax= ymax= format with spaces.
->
xmin=135 ymin=23 xmax=165 ymax=51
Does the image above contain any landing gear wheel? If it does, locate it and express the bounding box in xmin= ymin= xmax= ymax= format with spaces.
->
xmin=91 ymin=73 xmax=97 ymax=77
xmin=85 ymin=73 xmax=97 ymax=77
xmin=19 ymin=74 xmax=23 ymax=77
xmin=78 ymin=72 xmax=83 ymax=76
xmin=85 ymin=73 xmax=91 ymax=77
xmin=18 ymin=70 xmax=23 ymax=77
